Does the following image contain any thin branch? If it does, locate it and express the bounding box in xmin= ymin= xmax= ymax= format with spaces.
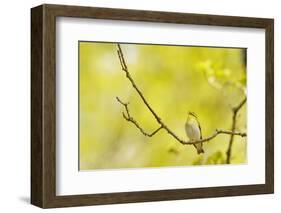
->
xmin=116 ymin=97 xmax=163 ymax=137
xmin=116 ymin=44 xmax=247 ymax=146
xmin=234 ymin=97 xmax=247 ymax=113
xmin=226 ymin=97 xmax=247 ymax=164
xmin=188 ymin=129 xmax=247 ymax=145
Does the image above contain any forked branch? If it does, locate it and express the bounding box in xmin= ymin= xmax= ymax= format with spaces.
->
xmin=226 ymin=97 xmax=247 ymax=163
xmin=116 ymin=97 xmax=163 ymax=137
xmin=116 ymin=44 xmax=247 ymax=146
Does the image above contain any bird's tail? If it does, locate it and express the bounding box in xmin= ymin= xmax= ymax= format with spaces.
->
xmin=194 ymin=144 xmax=204 ymax=154
xmin=197 ymin=147 xmax=204 ymax=154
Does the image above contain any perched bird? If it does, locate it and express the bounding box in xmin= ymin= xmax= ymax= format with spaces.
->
xmin=185 ymin=112 xmax=204 ymax=154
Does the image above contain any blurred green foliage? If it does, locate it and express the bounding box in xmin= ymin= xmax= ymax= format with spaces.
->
xmin=79 ymin=42 xmax=247 ymax=170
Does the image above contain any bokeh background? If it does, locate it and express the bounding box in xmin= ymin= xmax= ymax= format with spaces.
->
xmin=79 ymin=42 xmax=247 ymax=170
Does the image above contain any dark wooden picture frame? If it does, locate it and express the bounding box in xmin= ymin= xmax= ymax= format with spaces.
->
xmin=31 ymin=4 xmax=274 ymax=208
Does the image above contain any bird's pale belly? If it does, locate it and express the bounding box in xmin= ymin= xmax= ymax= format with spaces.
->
xmin=185 ymin=123 xmax=200 ymax=140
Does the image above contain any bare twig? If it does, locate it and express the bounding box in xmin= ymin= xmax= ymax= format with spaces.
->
xmin=188 ymin=129 xmax=246 ymax=145
xmin=116 ymin=44 xmax=247 ymax=146
xmin=116 ymin=97 xmax=163 ymax=137
xmin=226 ymin=97 xmax=247 ymax=164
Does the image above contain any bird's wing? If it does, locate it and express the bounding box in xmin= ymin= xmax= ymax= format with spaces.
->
xmin=198 ymin=122 xmax=202 ymax=139
xmin=188 ymin=113 xmax=203 ymax=139
xmin=194 ymin=116 xmax=202 ymax=139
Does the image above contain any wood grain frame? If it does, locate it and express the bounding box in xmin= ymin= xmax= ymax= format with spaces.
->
xmin=31 ymin=4 xmax=274 ymax=208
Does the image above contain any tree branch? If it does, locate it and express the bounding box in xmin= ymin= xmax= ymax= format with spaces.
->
xmin=226 ymin=97 xmax=247 ymax=164
xmin=116 ymin=44 xmax=247 ymax=147
xmin=116 ymin=97 xmax=163 ymax=137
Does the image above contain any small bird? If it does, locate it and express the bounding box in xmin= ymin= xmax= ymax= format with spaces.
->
xmin=185 ymin=112 xmax=204 ymax=154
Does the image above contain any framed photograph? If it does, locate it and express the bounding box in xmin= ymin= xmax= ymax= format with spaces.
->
xmin=31 ymin=4 xmax=274 ymax=208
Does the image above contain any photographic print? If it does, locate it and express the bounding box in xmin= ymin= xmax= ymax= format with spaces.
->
xmin=31 ymin=4 xmax=273 ymax=208
xmin=79 ymin=42 xmax=247 ymax=170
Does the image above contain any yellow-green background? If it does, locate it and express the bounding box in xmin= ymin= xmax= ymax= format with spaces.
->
xmin=79 ymin=42 xmax=247 ymax=170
